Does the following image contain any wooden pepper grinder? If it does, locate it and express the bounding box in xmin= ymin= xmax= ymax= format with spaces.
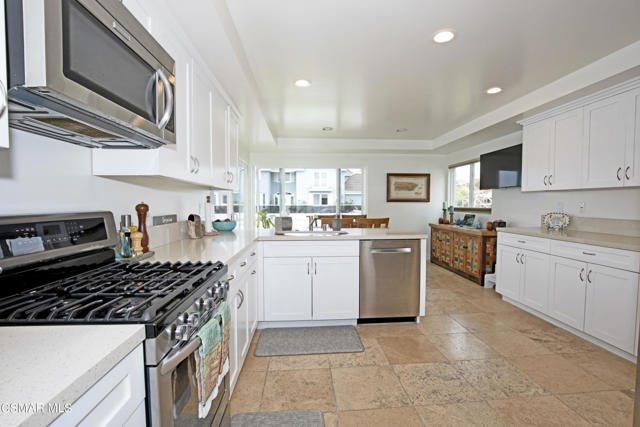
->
xmin=131 ymin=231 xmax=144 ymax=256
xmin=135 ymin=202 xmax=149 ymax=253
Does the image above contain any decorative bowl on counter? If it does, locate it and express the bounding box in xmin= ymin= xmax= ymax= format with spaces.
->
xmin=213 ymin=220 xmax=237 ymax=232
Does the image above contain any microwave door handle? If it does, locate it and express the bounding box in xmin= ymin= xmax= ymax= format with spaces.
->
xmin=156 ymin=68 xmax=174 ymax=130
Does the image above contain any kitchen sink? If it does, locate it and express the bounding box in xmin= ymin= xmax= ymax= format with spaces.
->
xmin=276 ymin=230 xmax=349 ymax=237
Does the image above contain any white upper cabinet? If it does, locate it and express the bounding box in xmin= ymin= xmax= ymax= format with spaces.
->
xmin=212 ymin=90 xmax=230 ymax=189
xmin=550 ymin=108 xmax=583 ymax=190
xmin=190 ymin=64 xmax=214 ymax=180
xmin=582 ymin=93 xmax=628 ymax=188
xmin=624 ymin=88 xmax=640 ymax=187
xmin=520 ymin=78 xmax=640 ymax=192
xmin=228 ymin=111 xmax=240 ymax=191
xmin=0 ymin=0 xmax=9 ymax=149
xmin=522 ymin=120 xmax=552 ymax=191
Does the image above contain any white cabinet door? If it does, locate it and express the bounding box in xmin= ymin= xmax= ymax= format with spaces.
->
xmin=264 ymin=257 xmax=312 ymax=321
xmin=548 ymin=257 xmax=587 ymax=330
xmin=212 ymin=90 xmax=230 ymax=189
xmin=624 ymin=88 xmax=640 ymax=187
xmin=237 ymin=275 xmax=250 ymax=360
xmin=0 ymin=0 xmax=8 ymax=149
xmin=496 ymin=245 xmax=522 ymax=301
xmin=227 ymin=111 xmax=240 ymax=191
xmin=248 ymin=266 xmax=259 ymax=335
xmin=522 ymin=119 xmax=552 ymax=191
xmin=190 ymin=64 xmax=213 ymax=180
xmin=228 ymin=277 xmax=240 ymax=388
xmin=549 ymin=108 xmax=583 ymax=190
xmin=519 ymin=250 xmax=550 ymax=314
xmin=312 ymin=257 xmax=359 ymax=320
xmin=584 ymin=264 xmax=639 ymax=353
xmin=582 ymin=93 xmax=628 ymax=188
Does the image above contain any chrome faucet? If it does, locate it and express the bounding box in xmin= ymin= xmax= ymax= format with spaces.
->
xmin=308 ymin=215 xmax=316 ymax=231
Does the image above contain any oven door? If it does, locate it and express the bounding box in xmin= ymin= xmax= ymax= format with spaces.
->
xmin=146 ymin=329 xmax=229 ymax=426
xmin=23 ymin=0 xmax=176 ymax=143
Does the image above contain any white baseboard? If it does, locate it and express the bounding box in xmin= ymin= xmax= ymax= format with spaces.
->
xmin=502 ymin=296 xmax=636 ymax=363
xmin=258 ymin=319 xmax=357 ymax=329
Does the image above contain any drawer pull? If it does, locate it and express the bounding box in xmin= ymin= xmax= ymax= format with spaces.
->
xmin=517 ymin=240 xmax=526 ymax=244
xmin=579 ymin=268 xmax=585 ymax=282
xmin=587 ymin=270 xmax=593 ymax=283
xmin=240 ymin=261 xmax=247 ymax=267
xmin=250 ymin=251 xmax=256 ymax=256
xmin=582 ymin=251 xmax=596 ymax=256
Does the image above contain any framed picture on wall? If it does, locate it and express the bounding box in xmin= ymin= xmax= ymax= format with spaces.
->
xmin=386 ymin=173 xmax=430 ymax=202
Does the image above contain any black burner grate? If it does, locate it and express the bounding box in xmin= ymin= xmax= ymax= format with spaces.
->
xmin=0 ymin=261 xmax=224 ymax=323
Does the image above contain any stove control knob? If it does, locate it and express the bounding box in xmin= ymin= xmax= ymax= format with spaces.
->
xmin=178 ymin=312 xmax=189 ymax=324
xmin=187 ymin=313 xmax=200 ymax=328
xmin=214 ymin=286 xmax=225 ymax=299
xmin=195 ymin=298 xmax=205 ymax=311
xmin=175 ymin=324 xmax=190 ymax=341
xmin=223 ymin=281 xmax=230 ymax=291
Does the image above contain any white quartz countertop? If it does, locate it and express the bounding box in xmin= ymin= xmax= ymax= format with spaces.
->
xmin=0 ymin=324 xmax=145 ymax=427
xmin=149 ymin=228 xmax=428 ymax=264
xmin=499 ymin=227 xmax=640 ymax=252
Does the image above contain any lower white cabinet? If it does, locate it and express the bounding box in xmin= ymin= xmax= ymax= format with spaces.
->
xmin=312 ymin=257 xmax=359 ymax=320
xmin=263 ymin=257 xmax=312 ymax=321
xmin=584 ymin=263 xmax=639 ymax=354
xmin=549 ymin=256 xmax=587 ymax=329
xmin=51 ymin=344 xmax=145 ymax=427
xmin=498 ymin=233 xmax=640 ymax=356
xmin=496 ymin=246 xmax=549 ymax=313
xmin=520 ymin=250 xmax=550 ymax=314
xmin=263 ymin=256 xmax=359 ymax=321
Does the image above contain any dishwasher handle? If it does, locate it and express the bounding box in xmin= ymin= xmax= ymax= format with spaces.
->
xmin=370 ymin=248 xmax=412 ymax=254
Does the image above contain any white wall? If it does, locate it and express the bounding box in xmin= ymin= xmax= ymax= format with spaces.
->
xmin=446 ymin=131 xmax=640 ymax=227
xmin=250 ymin=151 xmax=448 ymax=232
xmin=0 ymin=130 xmax=210 ymax=226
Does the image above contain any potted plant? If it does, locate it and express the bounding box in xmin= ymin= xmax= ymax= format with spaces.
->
xmin=256 ymin=210 xmax=274 ymax=229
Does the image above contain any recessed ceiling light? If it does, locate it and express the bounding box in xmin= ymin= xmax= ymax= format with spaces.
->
xmin=322 ymin=126 xmax=333 ymax=131
xmin=294 ymin=79 xmax=311 ymax=87
xmin=433 ymin=29 xmax=455 ymax=43
xmin=486 ymin=86 xmax=502 ymax=94
xmin=396 ymin=128 xmax=408 ymax=133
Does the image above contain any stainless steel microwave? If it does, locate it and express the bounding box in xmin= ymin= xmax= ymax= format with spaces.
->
xmin=6 ymin=0 xmax=176 ymax=148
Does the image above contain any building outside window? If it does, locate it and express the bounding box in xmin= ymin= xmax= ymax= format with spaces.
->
xmin=257 ymin=168 xmax=365 ymax=229
xmin=448 ymin=161 xmax=492 ymax=209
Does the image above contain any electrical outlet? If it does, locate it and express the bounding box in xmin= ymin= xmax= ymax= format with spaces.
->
xmin=578 ymin=202 xmax=585 ymax=214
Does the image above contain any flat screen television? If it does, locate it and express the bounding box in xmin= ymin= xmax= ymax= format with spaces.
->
xmin=479 ymin=144 xmax=522 ymax=189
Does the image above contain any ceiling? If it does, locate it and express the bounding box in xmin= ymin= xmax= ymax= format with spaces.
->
xmin=225 ymin=0 xmax=640 ymax=148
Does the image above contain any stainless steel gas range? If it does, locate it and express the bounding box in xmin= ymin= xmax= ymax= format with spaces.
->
xmin=0 ymin=212 xmax=230 ymax=426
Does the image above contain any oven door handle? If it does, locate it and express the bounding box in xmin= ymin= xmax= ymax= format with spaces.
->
xmin=160 ymin=337 xmax=201 ymax=376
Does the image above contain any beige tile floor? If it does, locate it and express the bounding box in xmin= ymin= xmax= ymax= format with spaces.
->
xmin=230 ymin=262 xmax=636 ymax=426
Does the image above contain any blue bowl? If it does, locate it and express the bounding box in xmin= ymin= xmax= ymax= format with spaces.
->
xmin=212 ymin=220 xmax=237 ymax=232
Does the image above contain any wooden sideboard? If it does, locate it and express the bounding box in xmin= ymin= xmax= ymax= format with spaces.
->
xmin=429 ymin=224 xmax=497 ymax=285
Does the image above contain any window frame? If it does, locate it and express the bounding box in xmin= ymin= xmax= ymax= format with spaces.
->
xmin=448 ymin=160 xmax=492 ymax=212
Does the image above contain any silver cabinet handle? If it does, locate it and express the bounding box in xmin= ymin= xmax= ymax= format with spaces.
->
xmin=189 ymin=156 xmax=195 ymax=173
xmin=617 ymin=167 xmax=622 ymax=181
xmin=240 ymin=261 xmax=247 ymax=267
xmin=229 ymin=171 xmax=234 ymax=183
xmin=156 ymin=68 xmax=174 ymax=130
xmin=0 ymin=80 xmax=7 ymax=118
xmin=582 ymin=251 xmax=596 ymax=256
xmin=521 ymin=254 xmax=525 ymax=264
xmin=516 ymin=253 xmax=520 ymax=264
xmin=307 ymin=262 xmax=310 ymax=275
xmin=236 ymin=290 xmax=244 ymax=309
xmin=579 ymin=268 xmax=585 ymax=282
xmin=587 ymin=270 xmax=592 ymax=283
xmin=517 ymin=240 xmax=526 ymax=244
xmin=314 ymin=262 xmax=318 ymax=275
xmin=251 ymin=270 xmax=256 ymax=275
xmin=250 ymin=251 xmax=256 ymax=257
xmin=227 ymin=274 xmax=235 ymax=281
xmin=626 ymin=166 xmax=631 ymax=181
xmin=548 ymin=175 xmax=553 ymax=185
xmin=194 ymin=158 xmax=200 ymax=174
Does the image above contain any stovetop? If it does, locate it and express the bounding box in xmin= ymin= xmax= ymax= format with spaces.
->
xmin=0 ymin=260 xmax=225 ymax=326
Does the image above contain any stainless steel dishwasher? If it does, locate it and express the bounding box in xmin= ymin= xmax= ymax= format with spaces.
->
xmin=359 ymin=239 xmax=420 ymax=319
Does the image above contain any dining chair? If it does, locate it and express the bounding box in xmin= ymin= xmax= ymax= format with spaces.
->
xmin=355 ymin=217 xmax=390 ymax=228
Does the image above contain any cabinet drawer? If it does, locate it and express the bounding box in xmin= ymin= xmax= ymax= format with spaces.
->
xmin=498 ymin=233 xmax=550 ymax=253
xmin=550 ymin=240 xmax=640 ymax=272
xmin=263 ymin=241 xmax=359 ymax=257
xmin=228 ymin=244 xmax=258 ymax=277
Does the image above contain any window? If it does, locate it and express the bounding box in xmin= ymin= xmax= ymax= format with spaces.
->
xmin=449 ymin=161 xmax=492 ymax=209
xmin=257 ymin=167 xmax=365 ymax=229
